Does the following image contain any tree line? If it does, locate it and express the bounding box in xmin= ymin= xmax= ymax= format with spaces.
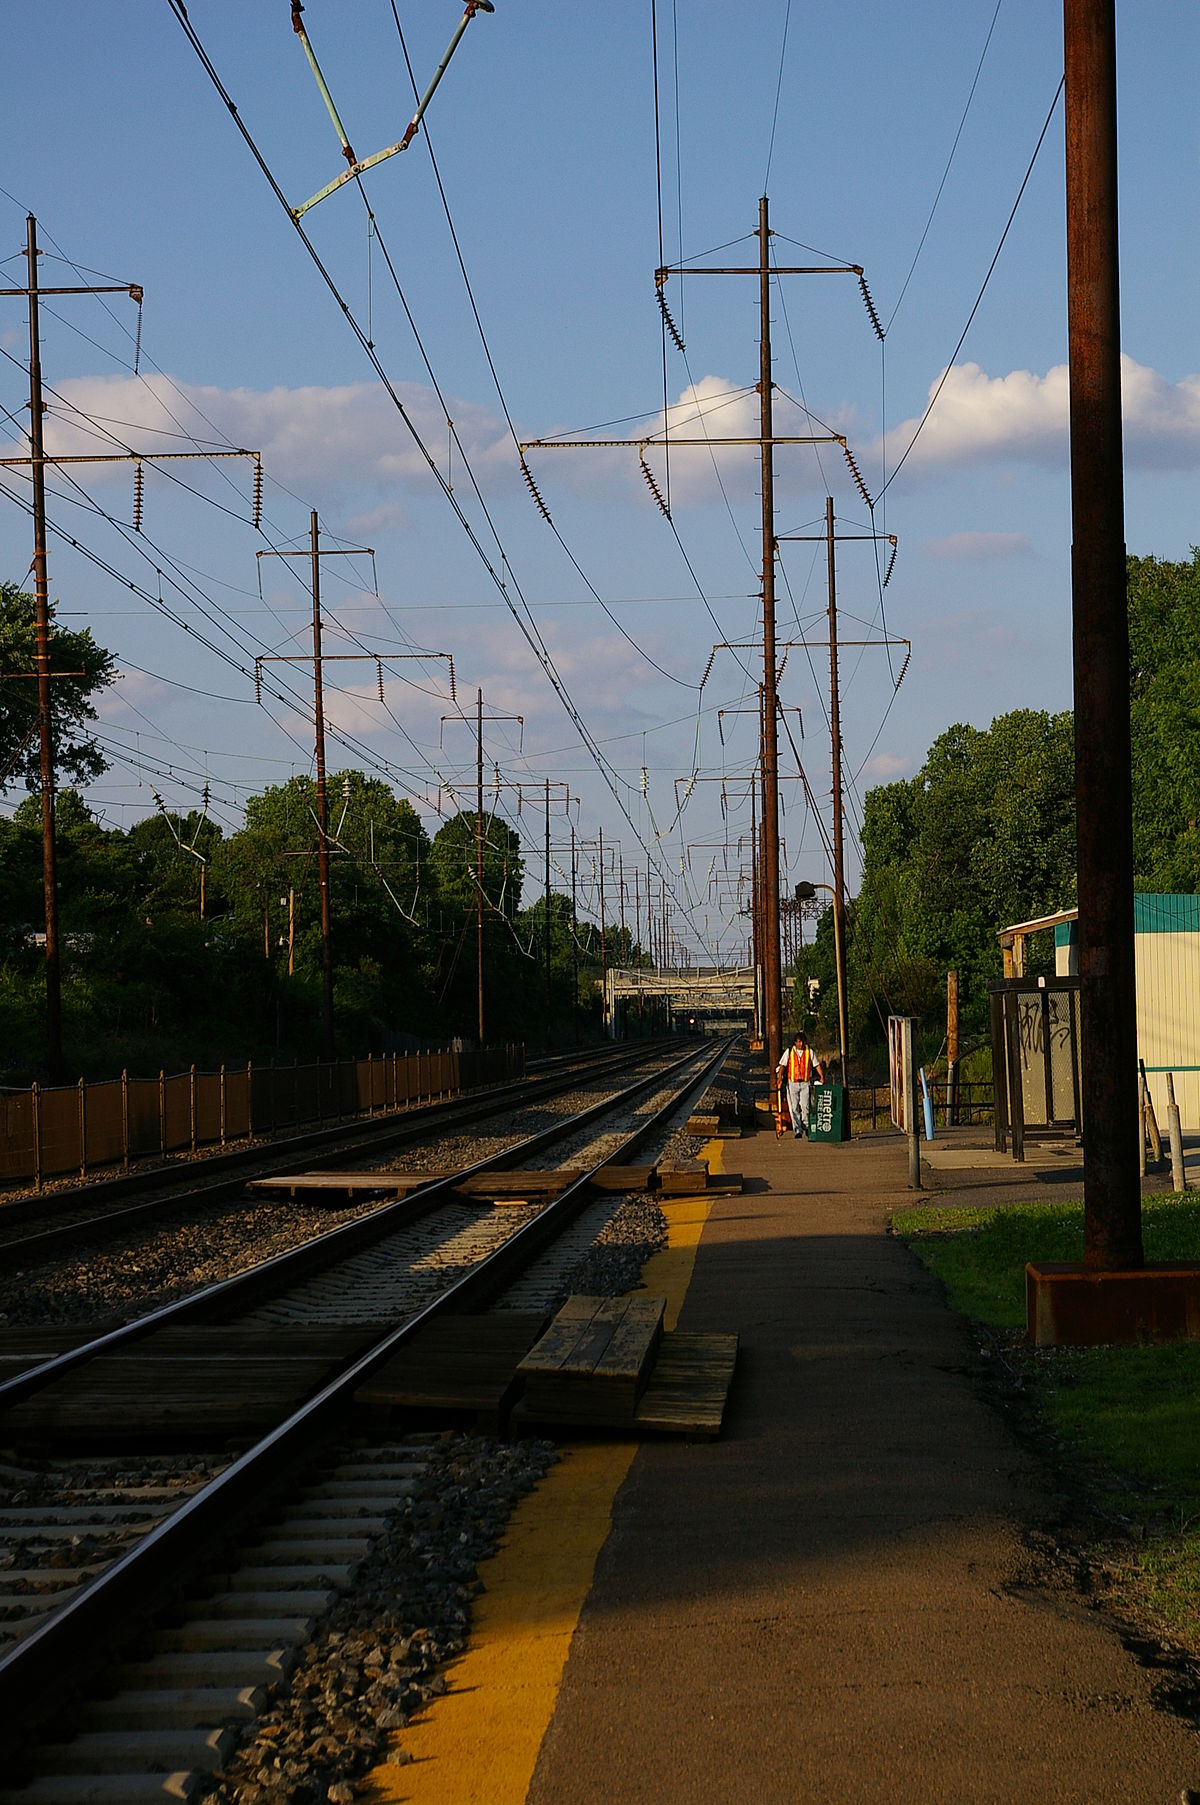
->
xmin=794 ymin=549 xmax=1200 ymax=1068
xmin=0 ymin=585 xmax=646 ymax=1081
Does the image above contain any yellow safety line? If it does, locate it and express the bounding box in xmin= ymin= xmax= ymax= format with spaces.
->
xmin=364 ymin=1145 xmax=722 ymax=1803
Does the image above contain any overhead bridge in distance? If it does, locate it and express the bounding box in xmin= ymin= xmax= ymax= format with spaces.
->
xmin=603 ymin=965 xmax=756 ymax=1036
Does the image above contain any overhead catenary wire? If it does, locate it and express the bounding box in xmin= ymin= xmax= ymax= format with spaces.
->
xmin=169 ymin=1 xmax=719 ymax=959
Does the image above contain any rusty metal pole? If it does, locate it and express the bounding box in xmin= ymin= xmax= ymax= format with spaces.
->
xmin=476 ymin=686 xmax=485 ymax=1047
xmin=25 ymin=217 xmax=62 ymax=1080
xmin=751 ymin=773 xmax=761 ymax=1041
xmin=758 ymin=197 xmax=784 ymax=1078
xmin=571 ymin=824 xmax=579 ymax=1047
xmin=598 ymin=825 xmax=608 ymax=1037
xmin=544 ymin=777 xmax=552 ymax=1051
xmin=310 ymin=512 xmax=335 ymax=1062
xmin=826 ymin=497 xmax=850 ymax=1078
xmin=1064 ymin=0 xmax=1142 ymax=1269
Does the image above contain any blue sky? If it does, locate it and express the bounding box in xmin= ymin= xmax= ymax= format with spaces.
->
xmin=2 ymin=2 xmax=1197 ymax=966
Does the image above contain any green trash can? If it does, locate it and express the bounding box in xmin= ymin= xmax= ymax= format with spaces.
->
xmin=809 ymin=1081 xmax=850 ymax=1142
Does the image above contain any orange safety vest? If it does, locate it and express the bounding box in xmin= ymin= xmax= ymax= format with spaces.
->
xmin=785 ymin=1044 xmax=815 ymax=1083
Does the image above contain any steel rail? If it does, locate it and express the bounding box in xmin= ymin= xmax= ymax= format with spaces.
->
xmin=0 ymin=1035 xmax=732 ymax=1728
xmin=0 ymin=1041 xmax=668 ymax=1259
xmin=0 ymin=1041 xmax=708 ymax=1409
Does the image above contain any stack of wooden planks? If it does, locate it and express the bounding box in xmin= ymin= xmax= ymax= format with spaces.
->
xmin=514 ymin=1294 xmax=738 ymax=1440
xmin=517 ymin=1295 xmax=664 ymax=1426
xmin=248 ymin=1172 xmax=441 ymax=1203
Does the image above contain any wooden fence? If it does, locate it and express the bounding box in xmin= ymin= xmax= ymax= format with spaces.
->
xmin=0 ymin=1044 xmax=524 ymax=1190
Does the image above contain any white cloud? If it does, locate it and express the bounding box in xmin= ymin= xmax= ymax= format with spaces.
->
xmin=922 ymin=531 xmax=1033 ymax=561
xmin=882 ymin=355 xmax=1200 ymax=475
xmin=27 ymin=373 xmax=513 ymax=503
xmin=860 ymin=749 xmax=917 ymax=784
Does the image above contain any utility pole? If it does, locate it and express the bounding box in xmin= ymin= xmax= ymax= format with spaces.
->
xmin=257 ymin=515 xmax=375 ymax=1063
xmin=756 ymin=686 xmax=765 ymax=1041
xmin=544 ymin=777 xmax=552 ymax=1051
xmin=618 ymin=850 xmax=627 ymax=964
xmin=519 ymin=201 xmax=867 ymax=1073
xmin=437 ymin=688 xmax=522 ymax=1047
xmin=488 ymin=774 xmax=570 ymax=1053
xmin=598 ymin=825 xmax=608 ymax=1037
xmin=757 ymin=195 xmax=784 ymax=1077
xmin=1064 ymin=0 xmax=1142 ymax=1269
xmin=826 ymin=497 xmax=850 ymax=1077
xmin=773 ymin=504 xmax=903 ymax=1075
xmin=571 ymin=823 xmax=579 ymax=1047
xmin=310 ymin=515 xmax=335 ymax=1060
xmin=24 ymin=218 xmax=60 ymax=1078
xmin=1 ymin=220 xmax=256 ymax=1079
xmin=476 ymin=687 xmax=484 ymax=1046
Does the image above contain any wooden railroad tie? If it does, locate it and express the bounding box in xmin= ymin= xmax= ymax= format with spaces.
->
xmin=518 ymin=1294 xmax=665 ymax=1423
xmin=354 ymin=1311 xmax=550 ymax=1434
xmin=0 ymin=1326 xmax=381 ymax=1442
xmin=685 ymin=1111 xmax=743 ymax=1139
xmin=248 ymin=1172 xmax=443 ymax=1204
xmin=352 ymin=1294 xmax=738 ymax=1440
xmin=452 ymin=1170 xmax=583 ymax=1207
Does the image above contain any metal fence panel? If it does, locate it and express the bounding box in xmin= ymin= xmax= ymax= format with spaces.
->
xmin=0 ymin=1094 xmax=35 ymax=1183
xmin=127 ymin=1079 xmax=162 ymax=1160
xmin=226 ymin=1069 xmax=251 ymax=1142
xmin=163 ymin=1074 xmax=192 ymax=1153
xmin=1 ymin=1042 xmax=521 ymax=1188
xmin=86 ymin=1080 xmax=126 ymax=1169
xmin=38 ymin=1087 xmax=80 ymax=1178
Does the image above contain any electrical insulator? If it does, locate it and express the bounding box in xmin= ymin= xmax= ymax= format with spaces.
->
xmin=376 ymin=659 xmax=385 ymax=703
xmin=858 ymin=275 xmax=885 ymax=342
xmin=254 ymin=662 xmax=262 ymax=705
xmin=842 ymin=444 xmax=873 ymax=510
xmin=882 ymin=536 xmax=898 ymax=590
xmin=639 ymin=451 xmax=671 ymax=519
xmin=519 ymin=453 xmax=553 ymax=525
xmin=253 ymin=457 xmax=263 ymax=530
xmin=655 ymin=279 xmax=686 ymax=353
xmin=132 ymin=462 xmax=144 ymax=533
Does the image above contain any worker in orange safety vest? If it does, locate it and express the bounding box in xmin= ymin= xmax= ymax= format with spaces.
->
xmin=775 ymin=1030 xmax=825 ymax=1140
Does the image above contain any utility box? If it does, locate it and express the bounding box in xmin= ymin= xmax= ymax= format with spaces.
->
xmin=809 ymin=1082 xmax=849 ymax=1142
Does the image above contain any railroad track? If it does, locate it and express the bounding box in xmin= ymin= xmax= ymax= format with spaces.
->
xmin=0 ymin=1035 xmax=731 ymax=1799
xmin=0 ymin=1038 xmax=675 ymax=1266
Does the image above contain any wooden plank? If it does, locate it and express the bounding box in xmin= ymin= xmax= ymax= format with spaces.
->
xmin=455 ymin=1169 xmax=582 ymax=1199
xmin=592 ymin=1296 xmax=663 ymax=1381
xmin=354 ymin=1312 xmax=547 ymax=1417
xmin=633 ymin=1332 xmax=738 ymax=1438
xmin=588 ymin=1165 xmax=655 ymax=1193
xmin=514 ymin=1329 xmax=737 ymax=1437
xmin=248 ymin=1172 xmax=441 ymax=1200
xmin=659 ymin=1160 xmax=707 ymax=1194
xmin=516 ymin=1295 xmax=603 ymax=1376
xmin=659 ymin=1166 xmax=743 ymax=1197
xmin=519 ymin=1296 xmax=666 ymax=1420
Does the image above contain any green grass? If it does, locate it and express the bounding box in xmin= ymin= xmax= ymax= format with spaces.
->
xmin=894 ymin=1195 xmax=1200 ymax=1639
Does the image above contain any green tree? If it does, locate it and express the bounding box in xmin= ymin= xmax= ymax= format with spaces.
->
xmin=427 ymin=811 xmax=525 ymax=1036
xmin=0 ymin=582 xmax=115 ymax=791
xmin=850 ymin=709 xmax=1077 ymax=1056
xmin=216 ymin=772 xmax=434 ymax=1048
xmin=1128 ymin=548 xmax=1200 ymax=891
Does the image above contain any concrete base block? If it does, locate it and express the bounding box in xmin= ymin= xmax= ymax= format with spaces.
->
xmin=1026 ymin=1260 xmax=1200 ymax=1346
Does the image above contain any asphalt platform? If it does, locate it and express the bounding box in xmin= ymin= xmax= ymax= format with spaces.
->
xmin=523 ymin=1125 xmax=1199 ymax=1804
